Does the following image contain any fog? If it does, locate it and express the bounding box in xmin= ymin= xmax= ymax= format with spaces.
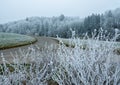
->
xmin=0 ymin=0 xmax=120 ymax=24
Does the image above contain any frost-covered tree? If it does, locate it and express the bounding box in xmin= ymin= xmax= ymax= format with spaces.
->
xmin=59 ymin=14 xmax=65 ymax=21
xmin=0 ymin=24 xmax=3 ymax=32
xmin=83 ymin=14 xmax=100 ymax=37
xmin=1 ymin=8 xmax=120 ymax=40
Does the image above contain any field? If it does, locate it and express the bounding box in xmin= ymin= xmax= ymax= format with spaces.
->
xmin=0 ymin=33 xmax=37 ymax=49
xmin=0 ymin=34 xmax=120 ymax=85
xmin=61 ymin=38 xmax=120 ymax=53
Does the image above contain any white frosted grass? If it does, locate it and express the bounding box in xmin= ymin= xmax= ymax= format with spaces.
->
xmin=0 ymin=30 xmax=120 ymax=85
xmin=0 ymin=33 xmax=36 ymax=49
xmin=53 ymin=39 xmax=118 ymax=85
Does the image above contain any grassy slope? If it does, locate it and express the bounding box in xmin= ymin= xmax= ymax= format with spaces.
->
xmin=61 ymin=38 xmax=120 ymax=47
xmin=0 ymin=33 xmax=37 ymax=49
xmin=60 ymin=38 xmax=120 ymax=54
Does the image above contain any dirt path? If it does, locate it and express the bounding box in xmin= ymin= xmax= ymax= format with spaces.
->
xmin=0 ymin=36 xmax=59 ymax=63
xmin=0 ymin=37 xmax=120 ymax=64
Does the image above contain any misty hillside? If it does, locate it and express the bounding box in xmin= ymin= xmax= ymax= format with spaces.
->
xmin=0 ymin=8 xmax=120 ymax=40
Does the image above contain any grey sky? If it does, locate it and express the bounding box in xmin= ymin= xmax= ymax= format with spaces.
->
xmin=0 ymin=0 xmax=120 ymax=24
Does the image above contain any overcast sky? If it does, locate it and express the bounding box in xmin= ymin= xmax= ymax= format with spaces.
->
xmin=0 ymin=0 xmax=120 ymax=24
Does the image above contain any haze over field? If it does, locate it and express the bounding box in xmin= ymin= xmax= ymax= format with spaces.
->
xmin=0 ymin=0 xmax=120 ymax=24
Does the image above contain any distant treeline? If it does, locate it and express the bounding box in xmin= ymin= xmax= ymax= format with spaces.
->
xmin=0 ymin=8 xmax=120 ymax=40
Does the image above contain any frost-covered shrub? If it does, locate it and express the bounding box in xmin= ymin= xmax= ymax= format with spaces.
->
xmin=52 ymin=39 xmax=120 ymax=85
xmin=0 ymin=32 xmax=120 ymax=85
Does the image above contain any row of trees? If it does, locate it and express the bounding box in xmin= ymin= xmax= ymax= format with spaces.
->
xmin=0 ymin=8 xmax=120 ymax=39
xmin=83 ymin=8 xmax=120 ymax=39
xmin=0 ymin=15 xmax=82 ymax=38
